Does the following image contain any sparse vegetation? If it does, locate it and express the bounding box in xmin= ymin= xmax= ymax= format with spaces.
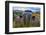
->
xmin=13 ymin=10 xmax=40 ymax=28
xmin=13 ymin=13 xmax=40 ymax=28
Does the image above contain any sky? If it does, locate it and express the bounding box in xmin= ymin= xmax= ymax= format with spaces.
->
xmin=13 ymin=7 xmax=40 ymax=12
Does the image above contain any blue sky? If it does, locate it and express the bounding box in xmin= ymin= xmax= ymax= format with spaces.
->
xmin=13 ymin=7 xmax=40 ymax=12
xmin=29 ymin=7 xmax=40 ymax=12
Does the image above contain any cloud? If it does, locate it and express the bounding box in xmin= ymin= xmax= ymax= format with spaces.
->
xmin=13 ymin=7 xmax=40 ymax=12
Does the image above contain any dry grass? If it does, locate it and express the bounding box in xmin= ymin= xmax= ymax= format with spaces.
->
xmin=13 ymin=14 xmax=40 ymax=28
